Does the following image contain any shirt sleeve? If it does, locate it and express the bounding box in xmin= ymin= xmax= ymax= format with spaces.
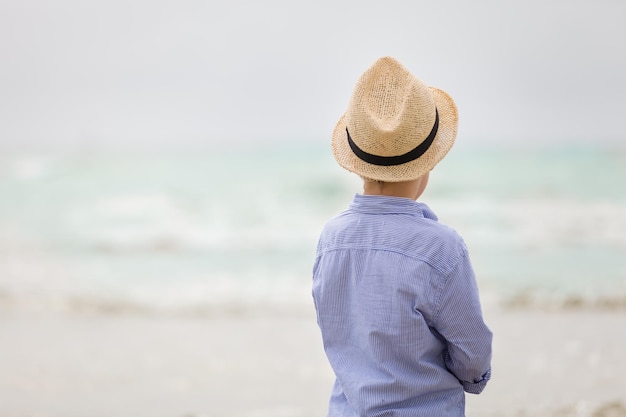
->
xmin=432 ymin=250 xmax=493 ymax=394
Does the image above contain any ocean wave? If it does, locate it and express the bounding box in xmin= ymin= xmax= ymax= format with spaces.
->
xmin=0 ymin=288 xmax=313 ymax=318
xmin=502 ymin=290 xmax=626 ymax=311
xmin=432 ymin=197 xmax=626 ymax=248
xmin=3 ymin=285 xmax=626 ymax=318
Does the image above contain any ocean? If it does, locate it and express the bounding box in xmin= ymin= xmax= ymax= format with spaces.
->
xmin=1 ymin=142 xmax=625 ymax=314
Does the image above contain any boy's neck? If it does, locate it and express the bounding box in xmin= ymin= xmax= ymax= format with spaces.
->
xmin=362 ymin=174 xmax=429 ymax=201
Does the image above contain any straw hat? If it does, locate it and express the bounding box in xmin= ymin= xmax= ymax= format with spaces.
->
xmin=331 ymin=56 xmax=458 ymax=182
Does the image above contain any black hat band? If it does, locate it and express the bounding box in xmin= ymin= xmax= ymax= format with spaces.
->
xmin=346 ymin=108 xmax=439 ymax=167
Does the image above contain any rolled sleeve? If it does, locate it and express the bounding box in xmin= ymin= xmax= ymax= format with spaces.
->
xmin=434 ymin=250 xmax=493 ymax=394
xmin=462 ymin=368 xmax=491 ymax=394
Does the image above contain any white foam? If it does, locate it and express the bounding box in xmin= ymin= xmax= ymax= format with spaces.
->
xmin=432 ymin=196 xmax=626 ymax=248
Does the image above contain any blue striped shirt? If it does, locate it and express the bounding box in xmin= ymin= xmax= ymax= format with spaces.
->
xmin=312 ymin=194 xmax=492 ymax=417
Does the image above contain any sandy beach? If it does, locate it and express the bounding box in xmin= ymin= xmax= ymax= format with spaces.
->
xmin=0 ymin=302 xmax=625 ymax=417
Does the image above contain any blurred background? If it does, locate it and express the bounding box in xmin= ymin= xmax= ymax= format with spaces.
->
xmin=1 ymin=0 xmax=624 ymax=313
xmin=1 ymin=1 xmax=625 ymax=416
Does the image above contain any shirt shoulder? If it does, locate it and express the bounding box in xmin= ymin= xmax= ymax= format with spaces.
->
xmin=317 ymin=206 xmax=468 ymax=276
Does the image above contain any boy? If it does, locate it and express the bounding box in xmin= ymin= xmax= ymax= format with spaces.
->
xmin=312 ymin=57 xmax=492 ymax=416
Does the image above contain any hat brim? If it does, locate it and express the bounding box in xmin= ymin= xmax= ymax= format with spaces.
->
xmin=331 ymin=86 xmax=459 ymax=182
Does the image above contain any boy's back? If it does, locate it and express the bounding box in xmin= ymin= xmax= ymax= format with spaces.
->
xmin=313 ymin=195 xmax=491 ymax=416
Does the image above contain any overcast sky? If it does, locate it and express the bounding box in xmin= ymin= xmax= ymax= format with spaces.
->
xmin=1 ymin=0 xmax=624 ymax=152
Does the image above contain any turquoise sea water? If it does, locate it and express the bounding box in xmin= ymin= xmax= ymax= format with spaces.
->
xmin=1 ymin=143 xmax=625 ymax=313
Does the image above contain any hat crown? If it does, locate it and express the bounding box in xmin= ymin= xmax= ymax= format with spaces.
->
xmin=331 ymin=56 xmax=458 ymax=183
xmin=346 ymin=57 xmax=437 ymax=158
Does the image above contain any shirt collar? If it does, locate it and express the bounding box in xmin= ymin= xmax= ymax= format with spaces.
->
xmin=349 ymin=194 xmax=438 ymax=221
